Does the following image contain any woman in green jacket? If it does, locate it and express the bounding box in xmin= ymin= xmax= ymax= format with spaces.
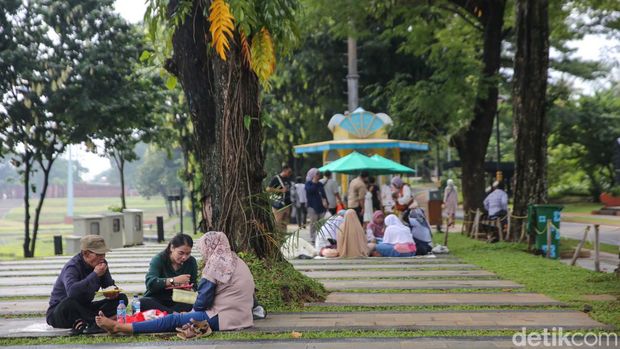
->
xmin=140 ymin=234 xmax=197 ymax=313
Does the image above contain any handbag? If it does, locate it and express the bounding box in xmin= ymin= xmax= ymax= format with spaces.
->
xmin=270 ymin=175 xmax=287 ymax=209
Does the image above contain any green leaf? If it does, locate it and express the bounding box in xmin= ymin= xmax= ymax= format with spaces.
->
xmin=139 ymin=50 xmax=152 ymax=62
xmin=165 ymin=75 xmax=177 ymax=90
xmin=243 ymin=115 xmax=251 ymax=130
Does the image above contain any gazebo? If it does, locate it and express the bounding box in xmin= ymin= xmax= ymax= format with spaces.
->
xmin=294 ymin=107 xmax=429 ymax=190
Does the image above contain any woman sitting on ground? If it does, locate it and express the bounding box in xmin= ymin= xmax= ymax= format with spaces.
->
xmin=365 ymin=210 xmax=385 ymax=243
xmin=408 ymin=201 xmax=434 ymax=256
xmin=319 ymin=209 xmax=370 ymax=258
xmin=315 ymin=211 xmax=345 ymax=257
xmin=376 ymin=214 xmax=416 ymax=257
xmin=96 ymin=231 xmax=255 ymax=335
xmin=140 ymin=234 xmax=197 ymax=314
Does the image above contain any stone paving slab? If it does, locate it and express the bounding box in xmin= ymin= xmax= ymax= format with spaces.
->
xmin=0 ymin=262 xmax=151 ymax=271
xmin=0 ymin=258 xmax=157 ymax=266
xmin=302 ymin=270 xmax=496 ymax=279
xmin=291 ymin=257 xmax=459 ymax=265
xmin=314 ymin=292 xmax=565 ymax=306
xmin=4 ymin=337 xmax=618 ymax=348
xmin=0 ymin=274 xmax=146 ymax=286
xmin=0 ymin=267 xmax=146 ymax=277
xmin=0 ymin=283 xmax=145 ymax=298
xmin=0 ymin=300 xmax=49 ymax=315
xmin=294 ymin=264 xmax=478 ymax=271
xmin=321 ymin=279 xmax=523 ymax=290
xmin=0 ymin=310 xmax=607 ymax=338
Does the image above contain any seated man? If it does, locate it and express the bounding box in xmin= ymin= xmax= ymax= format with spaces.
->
xmin=46 ymin=235 xmax=127 ymax=334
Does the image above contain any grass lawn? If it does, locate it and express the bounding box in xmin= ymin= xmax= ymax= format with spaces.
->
xmin=438 ymin=233 xmax=620 ymax=330
xmin=560 ymin=237 xmax=619 ymax=255
xmin=560 ymin=203 xmax=604 ymax=215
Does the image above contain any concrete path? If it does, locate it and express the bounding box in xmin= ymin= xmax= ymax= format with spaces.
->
xmin=315 ymin=292 xmax=565 ymax=306
xmin=3 ymin=337 xmax=617 ymax=349
xmin=293 ymin=264 xmax=478 ymax=271
xmin=301 ymin=270 xmax=496 ymax=279
xmin=321 ymin=279 xmax=523 ymax=290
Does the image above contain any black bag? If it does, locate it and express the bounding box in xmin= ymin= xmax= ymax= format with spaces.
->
xmin=270 ymin=175 xmax=287 ymax=209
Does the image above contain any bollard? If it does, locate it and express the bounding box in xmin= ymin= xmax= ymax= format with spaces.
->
xmin=53 ymin=235 xmax=63 ymax=255
xmin=157 ymin=216 xmax=164 ymax=243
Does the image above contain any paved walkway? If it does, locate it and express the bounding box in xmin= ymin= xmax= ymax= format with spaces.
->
xmin=0 ymin=242 xmax=610 ymax=344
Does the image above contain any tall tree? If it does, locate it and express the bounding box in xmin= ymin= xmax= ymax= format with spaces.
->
xmin=0 ymin=0 xmax=144 ymax=257
xmin=511 ymin=0 xmax=550 ymax=237
xmin=145 ymin=0 xmax=299 ymax=257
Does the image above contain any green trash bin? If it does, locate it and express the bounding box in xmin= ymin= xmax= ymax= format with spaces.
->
xmin=527 ymin=204 xmax=563 ymax=259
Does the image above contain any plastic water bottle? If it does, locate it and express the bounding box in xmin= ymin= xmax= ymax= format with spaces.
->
xmin=131 ymin=295 xmax=140 ymax=315
xmin=117 ymin=300 xmax=126 ymax=323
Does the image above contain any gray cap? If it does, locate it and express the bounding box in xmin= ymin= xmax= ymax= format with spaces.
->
xmin=80 ymin=235 xmax=110 ymax=254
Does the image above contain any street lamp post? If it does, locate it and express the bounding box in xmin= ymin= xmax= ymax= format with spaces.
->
xmin=495 ymin=98 xmax=503 ymax=182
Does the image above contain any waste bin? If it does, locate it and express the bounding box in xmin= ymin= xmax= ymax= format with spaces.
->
xmin=73 ymin=215 xmax=105 ymax=237
xmin=428 ymin=190 xmax=443 ymax=226
xmin=527 ymin=204 xmax=563 ymax=259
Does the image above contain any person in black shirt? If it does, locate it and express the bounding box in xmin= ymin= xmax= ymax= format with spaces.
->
xmin=267 ymin=165 xmax=293 ymax=231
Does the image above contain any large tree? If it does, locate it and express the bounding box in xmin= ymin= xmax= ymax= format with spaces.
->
xmin=0 ymin=0 xmax=145 ymax=257
xmin=145 ymin=0 xmax=299 ymax=257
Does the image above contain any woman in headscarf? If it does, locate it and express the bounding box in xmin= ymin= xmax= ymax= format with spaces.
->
xmin=443 ymin=179 xmax=458 ymax=229
xmin=408 ymin=201 xmax=433 ymax=255
xmin=315 ymin=210 xmax=345 ymax=257
xmin=336 ymin=209 xmax=370 ymax=258
xmin=305 ymin=168 xmax=327 ymax=244
xmin=96 ymin=232 xmax=255 ymax=336
xmin=376 ymin=214 xmax=416 ymax=257
xmin=366 ymin=210 xmax=385 ymax=243
xmin=391 ymin=176 xmax=413 ymax=215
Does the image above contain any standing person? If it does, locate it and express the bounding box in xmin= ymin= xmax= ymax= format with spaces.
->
xmin=363 ymin=190 xmax=373 ymax=225
xmin=483 ymin=181 xmax=508 ymax=219
xmin=267 ymin=165 xmax=293 ymax=231
xmin=320 ymin=171 xmax=342 ymax=215
xmin=140 ymin=234 xmax=198 ymax=314
xmin=443 ymin=179 xmax=459 ymax=228
xmin=46 ymin=235 xmax=127 ymax=335
xmin=391 ymin=176 xmax=413 ymax=215
xmin=96 ymin=232 xmax=255 ymax=336
xmin=347 ymin=171 xmax=369 ymax=224
xmin=305 ymin=168 xmax=327 ymax=244
xmin=368 ymin=177 xmax=381 ymax=211
xmin=380 ymin=182 xmax=395 ymax=213
xmin=293 ymin=176 xmax=307 ymax=229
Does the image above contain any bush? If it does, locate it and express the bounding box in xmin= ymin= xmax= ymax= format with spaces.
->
xmin=239 ymin=252 xmax=326 ymax=311
xmin=198 ymin=252 xmax=326 ymax=311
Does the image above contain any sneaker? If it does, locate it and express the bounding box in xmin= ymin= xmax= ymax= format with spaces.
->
xmin=83 ymin=322 xmax=105 ymax=335
xmin=252 ymin=305 xmax=267 ymax=320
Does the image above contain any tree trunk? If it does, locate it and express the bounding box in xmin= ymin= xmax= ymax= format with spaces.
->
xmin=22 ymin=155 xmax=33 ymax=258
xmin=511 ymin=0 xmax=549 ymax=237
xmin=113 ymin=152 xmax=127 ymax=210
xmin=168 ymin=0 xmax=276 ymax=258
xmin=450 ymin=0 xmax=505 ymax=223
xmin=30 ymin=159 xmax=55 ymax=256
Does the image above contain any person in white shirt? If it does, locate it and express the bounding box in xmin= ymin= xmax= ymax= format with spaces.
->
xmin=315 ymin=212 xmax=344 ymax=256
xmin=293 ymin=177 xmax=307 ymax=228
xmin=380 ymin=183 xmax=395 ymax=213
xmin=375 ymin=215 xmax=416 ymax=257
xmin=320 ymin=171 xmax=342 ymax=215
xmin=483 ymin=181 xmax=508 ymax=218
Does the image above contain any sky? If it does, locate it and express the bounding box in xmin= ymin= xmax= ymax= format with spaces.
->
xmin=74 ymin=0 xmax=620 ymax=181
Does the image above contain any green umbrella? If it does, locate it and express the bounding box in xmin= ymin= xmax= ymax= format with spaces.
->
xmin=318 ymin=152 xmax=388 ymax=174
xmin=370 ymin=154 xmax=416 ymax=175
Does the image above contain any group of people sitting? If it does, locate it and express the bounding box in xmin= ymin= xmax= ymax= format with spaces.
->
xmin=314 ymin=201 xmax=434 ymax=258
xmin=46 ymin=232 xmax=259 ymax=337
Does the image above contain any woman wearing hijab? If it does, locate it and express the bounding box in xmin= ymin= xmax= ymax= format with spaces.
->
xmin=305 ymin=168 xmax=327 ymax=244
xmin=408 ymin=201 xmax=434 ymax=255
xmin=336 ymin=209 xmax=370 ymax=258
xmin=96 ymin=232 xmax=255 ymax=335
xmin=365 ymin=210 xmax=385 ymax=243
xmin=315 ymin=211 xmax=345 ymax=257
xmin=376 ymin=214 xmax=416 ymax=257
xmin=443 ymin=179 xmax=458 ymax=228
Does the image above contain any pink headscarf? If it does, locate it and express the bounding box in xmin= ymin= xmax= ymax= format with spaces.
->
xmin=367 ymin=210 xmax=385 ymax=238
xmin=197 ymin=231 xmax=238 ymax=284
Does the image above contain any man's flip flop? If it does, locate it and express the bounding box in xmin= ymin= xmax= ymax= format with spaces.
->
xmin=70 ymin=319 xmax=86 ymax=336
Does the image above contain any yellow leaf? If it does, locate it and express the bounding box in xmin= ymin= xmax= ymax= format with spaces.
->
xmin=290 ymin=331 xmax=303 ymax=339
xmin=250 ymin=28 xmax=276 ymax=89
xmin=240 ymin=30 xmax=251 ymax=67
xmin=208 ymin=0 xmax=235 ymax=61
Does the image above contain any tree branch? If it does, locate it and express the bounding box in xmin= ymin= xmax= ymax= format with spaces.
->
xmin=437 ymin=4 xmax=483 ymax=31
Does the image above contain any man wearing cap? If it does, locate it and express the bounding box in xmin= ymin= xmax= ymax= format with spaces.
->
xmin=46 ymin=235 xmax=127 ymax=334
